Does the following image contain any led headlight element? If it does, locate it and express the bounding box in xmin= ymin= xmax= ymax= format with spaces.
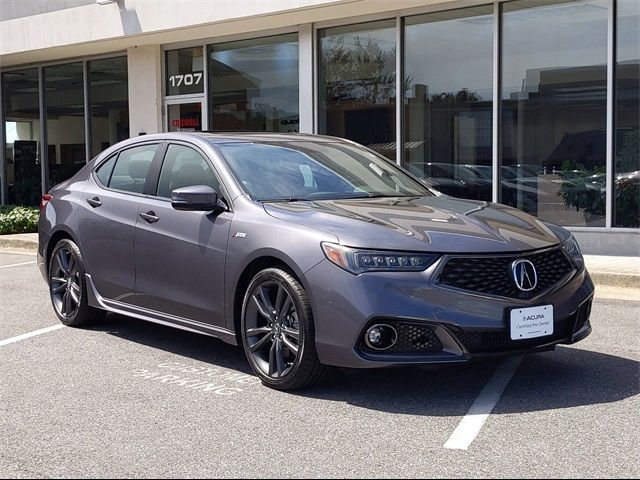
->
xmin=562 ymin=235 xmax=582 ymax=258
xmin=321 ymin=242 xmax=438 ymax=274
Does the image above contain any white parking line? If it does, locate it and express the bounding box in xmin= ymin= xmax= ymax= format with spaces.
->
xmin=0 ymin=261 xmax=36 ymax=269
xmin=0 ymin=325 xmax=64 ymax=347
xmin=444 ymin=356 xmax=524 ymax=451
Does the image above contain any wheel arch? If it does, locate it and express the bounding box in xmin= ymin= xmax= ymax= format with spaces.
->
xmin=230 ymin=251 xmax=310 ymax=342
xmin=45 ymin=227 xmax=81 ymax=275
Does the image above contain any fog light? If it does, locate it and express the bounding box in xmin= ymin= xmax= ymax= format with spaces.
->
xmin=368 ymin=328 xmax=382 ymax=345
xmin=365 ymin=324 xmax=398 ymax=351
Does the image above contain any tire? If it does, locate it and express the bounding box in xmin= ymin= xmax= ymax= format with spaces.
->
xmin=48 ymin=239 xmax=105 ymax=327
xmin=240 ymin=267 xmax=330 ymax=391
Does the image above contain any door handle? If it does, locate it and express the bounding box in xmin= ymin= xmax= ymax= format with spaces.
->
xmin=139 ymin=211 xmax=159 ymax=224
xmin=87 ymin=197 xmax=102 ymax=208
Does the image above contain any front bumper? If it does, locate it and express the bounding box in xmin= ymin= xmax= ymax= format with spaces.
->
xmin=305 ymin=258 xmax=595 ymax=368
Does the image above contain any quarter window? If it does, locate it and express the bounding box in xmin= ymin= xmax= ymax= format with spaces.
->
xmin=156 ymin=144 xmax=221 ymax=198
xmin=108 ymin=144 xmax=157 ymax=194
xmin=95 ymin=155 xmax=117 ymax=187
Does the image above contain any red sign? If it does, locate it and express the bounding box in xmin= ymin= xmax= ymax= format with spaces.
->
xmin=172 ymin=117 xmax=200 ymax=128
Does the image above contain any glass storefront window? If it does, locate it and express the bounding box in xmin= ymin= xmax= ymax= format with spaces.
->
xmin=167 ymin=102 xmax=203 ymax=132
xmin=615 ymin=0 xmax=640 ymax=228
xmin=44 ymin=62 xmax=86 ymax=190
xmin=501 ymin=0 xmax=608 ymax=227
xmin=318 ymin=20 xmax=397 ymax=159
xmin=404 ymin=6 xmax=493 ymax=201
xmin=89 ymin=56 xmax=129 ymax=157
xmin=166 ymin=47 xmax=205 ymax=96
xmin=208 ymin=34 xmax=299 ymax=132
xmin=2 ymin=69 xmax=41 ymax=206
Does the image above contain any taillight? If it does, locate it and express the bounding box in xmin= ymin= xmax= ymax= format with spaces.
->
xmin=40 ymin=194 xmax=53 ymax=211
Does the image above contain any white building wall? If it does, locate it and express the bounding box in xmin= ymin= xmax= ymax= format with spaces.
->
xmin=0 ymin=0 xmax=455 ymax=66
xmin=127 ymin=45 xmax=163 ymax=136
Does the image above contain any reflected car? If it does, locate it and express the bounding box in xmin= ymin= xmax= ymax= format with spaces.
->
xmin=465 ymin=164 xmax=493 ymax=181
xmin=38 ymin=133 xmax=594 ymax=391
xmin=406 ymin=162 xmax=492 ymax=200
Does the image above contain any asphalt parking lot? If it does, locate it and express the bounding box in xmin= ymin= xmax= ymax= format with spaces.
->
xmin=1 ymin=251 xmax=638 ymax=478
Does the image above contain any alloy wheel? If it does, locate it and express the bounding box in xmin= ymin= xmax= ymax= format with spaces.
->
xmin=50 ymin=247 xmax=82 ymax=318
xmin=244 ymin=280 xmax=301 ymax=379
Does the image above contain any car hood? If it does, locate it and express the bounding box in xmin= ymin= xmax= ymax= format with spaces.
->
xmin=263 ymin=196 xmax=562 ymax=253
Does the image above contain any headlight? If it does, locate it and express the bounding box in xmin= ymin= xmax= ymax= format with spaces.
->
xmin=321 ymin=242 xmax=438 ymax=274
xmin=562 ymin=235 xmax=582 ymax=258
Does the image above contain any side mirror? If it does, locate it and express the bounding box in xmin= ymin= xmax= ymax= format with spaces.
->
xmin=171 ymin=185 xmax=225 ymax=212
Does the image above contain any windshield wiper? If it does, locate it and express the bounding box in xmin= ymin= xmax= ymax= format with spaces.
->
xmin=261 ymin=197 xmax=311 ymax=203
xmin=355 ymin=193 xmax=422 ymax=199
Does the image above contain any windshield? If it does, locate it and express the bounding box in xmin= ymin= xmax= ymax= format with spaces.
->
xmin=215 ymin=141 xmax=432 ymax=201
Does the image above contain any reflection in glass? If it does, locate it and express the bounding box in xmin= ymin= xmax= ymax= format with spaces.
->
xmin=208 ymin=34 xmax=299 ymax=132
xmin=44 ymin=62 xmax=86 ymax=190
xmin=2 ymin=69 xmax=41 ymax=206
xmin=615 ymin=0 xmax=640 ymax=228
xmin=404 ymin=6 xmax=493 ymax=201
xmin=318 ymin=20 xmax=396 ymax=159
xmin=166 ymin=47 xmax=205 ymax=96
xmin=90 ymin=56 xmax=129 ymax=157
xmin=167 ymin=103 xmax=202 ymax=132
xmin=501 ymin=0 xmax=608 ymax=227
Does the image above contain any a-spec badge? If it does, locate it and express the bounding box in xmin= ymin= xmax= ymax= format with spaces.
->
xmin=232 ymin=232 xmax=247 ymax=239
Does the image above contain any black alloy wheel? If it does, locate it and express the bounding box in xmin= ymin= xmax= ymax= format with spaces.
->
xmin=50 ymin=246 xmax=82 ymax=319
xmin=241 ymin=268 xmax=329 ymax=391
xmin=48 ymin=239 xmax=104 ymax=326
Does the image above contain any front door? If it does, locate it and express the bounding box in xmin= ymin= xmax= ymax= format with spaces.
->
xmin=132 ymin=143 xmax=231 ymax=327
xmin=165 ymin=100 xmax=205 ymax=132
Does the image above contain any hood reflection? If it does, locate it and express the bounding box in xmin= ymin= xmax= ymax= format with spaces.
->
xmin=264 ymin=196 xmax=560 ymax=253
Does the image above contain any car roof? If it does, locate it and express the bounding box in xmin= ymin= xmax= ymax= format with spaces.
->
xmin=126 ymin=132 xmax=347 ymax=145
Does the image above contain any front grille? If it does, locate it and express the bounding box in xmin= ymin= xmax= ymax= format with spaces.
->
xmin=453 ymin=299 xmax=592 ymax=354
xmin=389 ymin=323 xmax=442 ymax=354
xmin=437 ymin=248 xmax=574 ymax=300
xmin=454 ymin=317 xmax=574 ymax=354
xmin=359 ymin=321 xmax=443 ymax=356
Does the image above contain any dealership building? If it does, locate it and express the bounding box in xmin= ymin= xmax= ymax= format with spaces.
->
xmin=1 ymin=0 xmax=638 ymax=254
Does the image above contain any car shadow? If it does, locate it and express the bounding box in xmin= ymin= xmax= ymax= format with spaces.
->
xmin=89 ymin=313 xmax=639 ymax=417
xmin=88 ymin=313 xmax=253 ymax=375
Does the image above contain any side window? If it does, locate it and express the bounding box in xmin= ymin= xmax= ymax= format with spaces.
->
xmin=156 ymin=144 xmax=221 ymax=199
xmin=95 ymin=155 xmax=117 ymax=187
xmin=108 ymin=144 xmax=157 ymax=194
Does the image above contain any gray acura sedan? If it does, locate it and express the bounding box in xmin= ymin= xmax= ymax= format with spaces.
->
xmin=38 ymin=133 xmax=594 ymax=390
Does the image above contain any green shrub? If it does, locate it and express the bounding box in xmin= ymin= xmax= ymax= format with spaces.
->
xmin=0 ymin=205 xmax=40 ymax=235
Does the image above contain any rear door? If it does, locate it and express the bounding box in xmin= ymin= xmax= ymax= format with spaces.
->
xmin=77 ymin=143 xmax=160 ymax=302
xmin=131 ymin=142 xmax=232 ymax=327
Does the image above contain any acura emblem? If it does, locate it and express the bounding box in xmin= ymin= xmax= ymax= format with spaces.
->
xmin=512 ymin=259 xmax=538 ymax=291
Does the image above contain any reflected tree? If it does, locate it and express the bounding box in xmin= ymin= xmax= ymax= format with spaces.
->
xmin=322 ymin=35 xmax=404 ymax=104
xmin=429 ymin=89 xmax=481 ymax=103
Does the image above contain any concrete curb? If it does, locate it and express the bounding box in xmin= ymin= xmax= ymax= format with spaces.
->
xmin=0 ymin=235 xmax=637 ymax=290
xmin=589 ymin=272 xmax=639 ymax=289
xmin=0 ymin=236 xmax=38 ymax=253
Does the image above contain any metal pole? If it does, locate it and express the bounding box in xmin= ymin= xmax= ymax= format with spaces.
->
xmin=39 ymin=67 xmax=48 ymax=196
xmin=84 ymin=60 xmax=92 ymax=162
xmin=606 ymin=0 xmax=615 ymax=229
xmin=395 ymin=16 xmax=404 ymax=167
xmin=492 ymin=1 xmax=501 ymax=204
xmin=0 ymin=72 xmax=6 ymax=205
